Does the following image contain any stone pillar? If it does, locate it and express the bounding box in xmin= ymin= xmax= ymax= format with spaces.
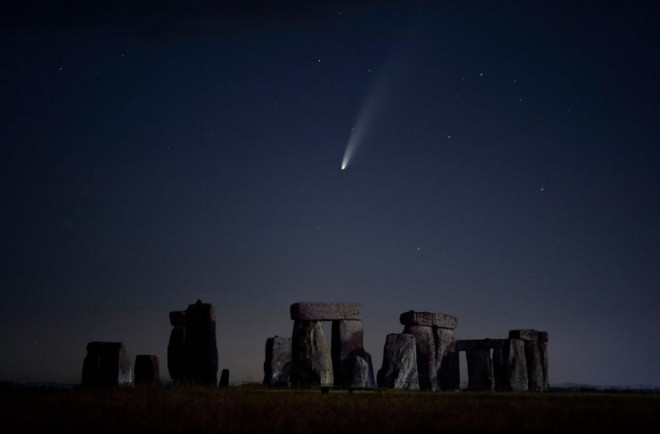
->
xmin=438 ymin=347 xmax=460 ymax=390
xmin=331 ymin=319 xmax=364 ymax=386
xmin=263 ymin=336 xmax=292 ymax=387
xmin=82 ymin=342 xmax=132 ymax=387
xmin=377 ymin=333 xmax=419 ymax=390
xmin=291 ymin=320 xmax=333 ymax=387
xmin=466 ymin=348 xmax=494 ymax=391
xmin=134 ymin=355 xmax=160 ymax=386
xmin=400 ymin=311 xmax=457 ymax=391
xmin=509 ymin=330 xmax=549 ymax=392
xmin=219 ymin=369 xmax=230 ymax=387
xmin=493 ymin=339 xmax=528 ymax=391
xmin=184 ymin=300 xmax=218 ymax=385
xmin=167 ymin=311 xmax=186 ymax=383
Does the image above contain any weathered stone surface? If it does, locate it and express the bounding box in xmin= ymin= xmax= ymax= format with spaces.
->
xmin=290 ymin=302 xmax=361 ymax=321
xmin=348 ymin=350 xmax=376 ymax=388
xmin=509 ymin=330 xmax=549 ymax=391
xmin=263 ymin=336 xmax=292 ymax=387
xmin=466 ymin=348 xmax=494 ymax=391
xmin=509 ymin=329 xmax=548 ymax=342
xmin=403 ymin=325 xmax=438 ymax=391
xmin=331 ymin=320 xmax=364 ymax=386
xmin=377 ymin=333 xmax=419 ymax=390
xmin=167 ymin=300 xmax=218 ymax=385
xmin=455 ymin=339 xmax=507 ymax=351
xmin=399 ymin=311 xmax=457 ymax=329
xmin=493 ymin=339 xmax=528 ymax=391
xmin=438 ymin=348 xmax=460 ymax=390
xmin=525 ymin=339 xmax=545 ymax=391
xmin=219 ymin=369 xmax=229 ymax=387
xmin=291 ymin=320 xmax=333 ymax=386
xmin=134 ymin=355 xmax=160 ymax=385
xmin=403 ymin=325 xmax=456 ymax=391
xmin=82 ymin=342 xmax=132 ymax=387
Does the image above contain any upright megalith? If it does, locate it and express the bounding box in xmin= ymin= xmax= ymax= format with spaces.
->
xmin=493 ymin=339 xmax=528 ymax=391
xmin=286 ymin=302 xmax=374 ymax=388
xmin=134 ymin=355 xmax=160 ymax=386
xmin=82 ymin=342 xmax=132 ymax=387
xmin=263 ymin=336 xmax=292 ymax=387
xmin=291 ymin=320 xmax=333 ymax=386
xmin=509 ymin=330 xmax=549 ymax=391
xmin=466 ymin=348 xmax=494 ymax=391
xmin=377 ymin=333 xmax=419 ymax=390
xmin=332 ymin=319 xmax=374 ymax=387
xmin=167 ymin=300 xmax=218 ymax=385
xmin=400 ymin=310 xmax=457 ymax=391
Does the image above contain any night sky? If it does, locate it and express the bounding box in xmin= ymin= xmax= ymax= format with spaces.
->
xmin=1 ymin=1 xmax=659 ymax=387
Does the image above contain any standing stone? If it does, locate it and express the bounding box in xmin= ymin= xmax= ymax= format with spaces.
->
xmin=438 ymin=346 xmax=460 ymax=390
xmin=509 ymin=330 xmax=548 ymax=391
xmin=401 ymin=311 xmax=457 ymax=391
xmin=167 ymin=311 xmax=186 ymax=383
xmin=134 ymin=355 xmax=160 ymax=386
xmin=403 ymin=325 xmax=441 ymax=391
xmin=493 ymin=339 xmax=528 ymax=391
xmin=263 ymin=336 xmax=292 ymax=387
xmin=347 ymin=349 xmax=376 ymax=388
xmin=331 ymin=319 xmax=364 ymax=386
xmin=291 ymin=320 xmax=333 ymax=387
xmin=167 ymin=300 xmax=219 ymax=385
xmin=377 ymin=333 xmax=419 ymax=390
xmin=466 ymin=348 xmax=494 ymax=391
xmin=219 ymin=369 xmax=230 ymax=387
xmin=82 ymin=342 xmax=132 ymax=387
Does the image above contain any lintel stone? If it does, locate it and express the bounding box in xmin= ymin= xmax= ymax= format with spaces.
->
xmin=509 ymin=330 xmax=548 ymax=342
xmin=399 ymin=311 xmax=457 ymax=329
xmin=290 ymin=302 xmax=361 ymax=321
xmin=455 ymin=339 xmax=507 ymax=351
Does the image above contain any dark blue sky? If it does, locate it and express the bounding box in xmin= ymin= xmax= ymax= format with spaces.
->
xmin=1 ymin=1 xmax=659 ymax=386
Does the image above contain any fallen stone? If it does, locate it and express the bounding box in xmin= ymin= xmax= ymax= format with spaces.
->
xmin=399 ymin=311 xmax=457 ymax=329
xmin=263 ymin=336 xmax=292 ymax=387
xmin=134 ymin=355 xmax=160 ymax=386
xmin=291 ymin=320 xmax=333 ymax=386
xmin=377 ymin=333 xmax=419 ymax=390
xmin=82 ymin=342 xmax=132 ymax=387
xmin=290 ymin=302 xmax=361 ymax=321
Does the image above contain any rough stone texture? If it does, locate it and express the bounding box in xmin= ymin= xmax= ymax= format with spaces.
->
xmin=377 ymin=333 xmax=419 ymax=390
xmin=403 ymin=325 xmax=455 ymax=391
xmin=493 ymin=339 xmax=528 ymax=391
xmin=331 ymin=320 xmax=364 ymax=386
xmin=466 ymin=348 xmax=494 ymax=391
xmin=263 ymin=336 xmax=292 ymax=387
xmin=290 ymin=302 xmax=361 ymax=321
xmin=219 ymin=369 xmax=229 ymax=387
xmin=134 ymin=355 xmax=160 ymax=385
xmin=509 ymin=329 xmax=547 ymax=342
xmin=455 ymin=339 xmax=507 ymax=351
xmin=167 ymin=300 xmax=218 ymax=385
xmin=525 ymin=339 xmax=545 ymax=391
xmin=399 ymin=311 xmax=458 ymax=329
xmin=167 ymin=312 xmax=186 ymax=382
xmin=348 ymin=350 xmax=376 ymax=388
xmin=82 ymin=342 xmax=132 ymax=387
xmin=291 ymin=320 xmax=333 ymax=386
xmin=438 ymin=347 xmax=460 ymax=390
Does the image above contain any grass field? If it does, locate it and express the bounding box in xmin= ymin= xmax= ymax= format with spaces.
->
xmin=2 ymin=384 xmax=659 ymax=433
